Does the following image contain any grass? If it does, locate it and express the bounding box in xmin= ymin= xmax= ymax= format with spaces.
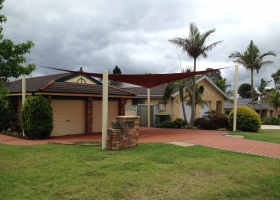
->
xmin=231 ymin=129 xmax=280 ymax=143
xmin=0 ymin=143 xmax=280 ymax=199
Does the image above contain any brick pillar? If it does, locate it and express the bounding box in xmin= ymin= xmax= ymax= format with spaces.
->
xmin=85 ymin=97 xmax=93 ymax=134
xmin=119 ymin=98 xmax=125 ymax=116
xmin=15 ymin=96 xmax=23 ymax=125
xmin=47 ymin=95 xmax=52 ymax=104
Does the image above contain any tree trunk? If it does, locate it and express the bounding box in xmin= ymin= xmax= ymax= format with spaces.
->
xmin=190 ymin=58 xmax=196 ymax=125
xmin=251 ymin=70 xmax=255 ymax=110
xmin=181 ymin=97 xmax=188 ymax=125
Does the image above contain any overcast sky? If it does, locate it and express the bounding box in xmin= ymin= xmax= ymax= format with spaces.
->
xmin=2 ymin=0 xmax=280 ymax=91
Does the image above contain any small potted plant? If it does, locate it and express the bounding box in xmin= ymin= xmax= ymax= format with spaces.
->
xmin=110 ymin=120 xmax=124 ymax=130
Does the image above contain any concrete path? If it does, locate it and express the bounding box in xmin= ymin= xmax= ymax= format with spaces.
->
xmin=261 ymin=125 xmax=280 ymax=130
xmin=1 ymin=127 xmax=280 ymax=159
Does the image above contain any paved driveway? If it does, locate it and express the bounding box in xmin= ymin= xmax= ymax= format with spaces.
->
xmin=1 ymin=127 xmax=280 ymax=159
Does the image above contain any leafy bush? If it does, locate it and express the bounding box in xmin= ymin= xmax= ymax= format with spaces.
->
xmin=228 ymin=106 xmax=261 ymax=132
xmin=182 ymin=125 xmax=195 ymax=129
xmin=156 ymin=121 xmax=173 ymax=128
xmin=198 ymin=111 xmax=229 ymax=130
xmin=0 ymin=99 xmax=17 ymax=131
xmin=225 ymin=110 xmax=232 ymax=115
xmin=110 ymin=120 xmax=123 ymax=129
xmin=262 ymin=117 xmax=280 ymax=125
xmin=21 ymin=96 xmax=53 ymax=139
xmin=194 ymin=118 xmax=203 ymax=127
xmin=172 ymin=117 xmax=185 ymax=128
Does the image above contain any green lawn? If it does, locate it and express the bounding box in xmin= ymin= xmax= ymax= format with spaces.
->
xmin=0 ymin=143 xmax=280 ymax=199
xmin=231 ymin=129 xmax=280 ymax=143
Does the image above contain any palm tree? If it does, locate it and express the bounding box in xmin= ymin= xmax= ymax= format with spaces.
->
xmin=185 ymin=76 xmax=207 ymax=113
xmin=267 ymin=90 xmax=280 ymax=117
xmin=229 ymin=40 xmax=276 ymax=110
xmin=168 ymin=23 xmax=222 ymax=125
xmin=215 ymin=78 xmax=231 ymax=95
xmin=257 ymin=79 xmax=272 ymax=118
xmin=215 ymin=77 xmax=233 ymax=103
xmin=163 ymin=73 xmax=189 ymax=125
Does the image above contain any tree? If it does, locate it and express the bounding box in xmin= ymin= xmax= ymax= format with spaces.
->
xmin=185 ymin=76 xmax=207 ymax=111
xmin=215 ymin=78 xmax=231 ymax=96
xmin=238 ymin=83 xmax=258 ymax=99
xmin=257 ymin=78 xmax=272 ymax=118
xmin=229 ymin=40 xmax=276 ymax=110
xmin=168 ymin=23 xmax=222 ymax=125
xmin=163 ymin=70 xmax=190 ymax=125
xmin=0 ymin=0 xmax=35 ymax=82
xmin=205 ymin=68 xmax=222 ymax=82
xmin=267 ymin=90 xmax=280 ymax=117
xmin=271 ymin=69 xmax=280 ymax=91
xmin=238 ymin=83 xmax=252 ymax=98
xmin=109 ymin=66 xmax=122 ymax=87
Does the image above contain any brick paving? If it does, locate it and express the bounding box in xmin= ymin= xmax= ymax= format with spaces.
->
xmin=1 ymin=127 xmax=280 ymax=159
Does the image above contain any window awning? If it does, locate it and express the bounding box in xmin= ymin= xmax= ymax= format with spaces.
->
xmin=39 ymin=65 xmax=229 ymax=88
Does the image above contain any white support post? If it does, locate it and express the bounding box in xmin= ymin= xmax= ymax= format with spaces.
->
xmin=102 ymin=70 xmax=108 ymax=149
xmin=22 ymin=62 xmax=26 ymax=137
xmin=233 ymin=65 xmax=238 ymax=131
xmin=147 ymin=88 xmax=150 ymax=127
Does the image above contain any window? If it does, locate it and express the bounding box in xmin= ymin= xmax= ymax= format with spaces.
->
xmin=159 ymin=102 xmax=166 ymax=111
xmin=132 ymin=98 xmax=145 ymax=105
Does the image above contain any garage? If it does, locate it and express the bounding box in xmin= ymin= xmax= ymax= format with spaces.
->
xmin=51 ymin=99 xmax=86 ymax=136
xmin=92 ymin=100 xmax=119 ymax=133
xmin=200 ymin=101 xmax=210 ymax=117
xmin=180 ymin=100 xmax=192 ymax=122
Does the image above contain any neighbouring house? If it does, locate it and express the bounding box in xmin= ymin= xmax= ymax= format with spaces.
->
xmin=224 ymin=98 xmax=275 ymax=118
xmin=123 ymin=75 xmax=229 ymax=122
xmin=6 ymin=72 xmax=135 ymax=137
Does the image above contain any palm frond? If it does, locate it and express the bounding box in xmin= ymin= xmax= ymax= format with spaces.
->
xmin=203 ymin=40 xmax=223 ymax=53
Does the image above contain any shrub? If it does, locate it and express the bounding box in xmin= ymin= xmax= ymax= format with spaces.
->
xmin=172 ymin=117 xmax=185 ymax=128
xmin=21 ymin=96 xmax=53 ymax=139
xmin=262 ymin=117 xmax=280 ymax=125
xmin=194 ymin=117 xmax=203 ymax=127
xmin=156 ymin=121 xmax=173 ymax=128
xmin=225 ymin=110 xmax=232 ymax=115
xmin=0 ymin=99 xmax=17 ymax=131
xmin=110 ymin=120 xmax=123 ymax=129
xmin=198 ymin=111 xmax=229 ymax=130
xmin=182 ymin=125 xmax=195 ymax=129
xmin=228 ymin=106 xmax=261 ymax=132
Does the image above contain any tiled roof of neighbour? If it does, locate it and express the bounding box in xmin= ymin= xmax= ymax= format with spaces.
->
xmin=6 ymin=73 xmax=72 ymax=93
xmin=43 ymin=82 xmax=135 ymax=96
xmin=224 ymin=98 xmax=272 ymax=110
xmin=122 ymin=83 xmax=170 ymax=96
xmin=6 ymin=72 xmax=134 ymax=96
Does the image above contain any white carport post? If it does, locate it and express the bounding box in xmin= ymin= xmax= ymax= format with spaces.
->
xmin=102 ymin=70 xmax=108 ymax=149
xmin=233 ymin=65 xmax=238 ymax=131
xmin=22 ymin=61 xmax=26 ymax=137
xmin=147 ymin=88 xmax=150 ymax=127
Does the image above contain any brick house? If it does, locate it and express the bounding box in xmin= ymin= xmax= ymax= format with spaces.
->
xmin=6 ymin=72 xmax=135 ymax=137
xmin=123 ymin=75 xmax=229 ymax=122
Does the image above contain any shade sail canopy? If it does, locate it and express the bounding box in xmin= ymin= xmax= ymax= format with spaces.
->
xmin=39 ymin=65 xmax=230 ymax=88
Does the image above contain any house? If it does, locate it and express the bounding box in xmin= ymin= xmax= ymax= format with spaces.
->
xmin=6 ymin=72 xmax=135 ymax=137
xmin=123 ymin=75 xmax=229 ymax=122
xmin=224 ymin=98 xmax=275 ymax=118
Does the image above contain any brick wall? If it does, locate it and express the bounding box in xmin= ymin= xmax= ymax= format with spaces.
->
xmin=85 ymin=97 xmax=93 ymax=134
xmin=119 ymin=98 xmax=125 ymax=116
xmin=107 ymin=116 xmax=139 ymax=150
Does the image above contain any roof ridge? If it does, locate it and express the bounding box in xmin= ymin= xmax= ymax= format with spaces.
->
xmin=109 ymin=85 xmax=135 ymax=95
xmin=40 ymin=80 xmax=55 ymax=90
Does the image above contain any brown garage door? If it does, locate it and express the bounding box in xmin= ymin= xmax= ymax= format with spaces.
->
xmin=92 ymin=100 xmax=119 ymax=133
xmin=51 ymin=99 xmax=85 ymax=136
